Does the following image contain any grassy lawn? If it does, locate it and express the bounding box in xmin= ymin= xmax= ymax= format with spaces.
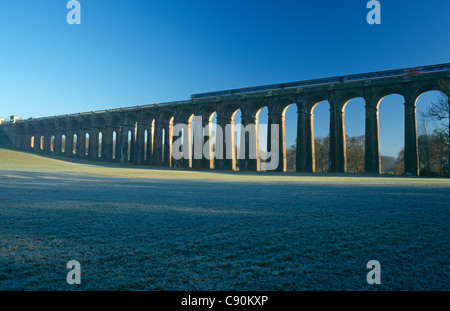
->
xmin=0 ymin=148 xmax=449 ymax=290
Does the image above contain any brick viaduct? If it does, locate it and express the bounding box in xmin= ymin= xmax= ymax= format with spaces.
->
xmin=1 ymin=63 xmax=449 ymax=176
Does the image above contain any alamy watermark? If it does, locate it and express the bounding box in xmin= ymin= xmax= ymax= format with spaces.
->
xmin=66 ymin=2 xmax=381 ymax=26
xmin=366 ymin=260 xmax=381 ymax=284
xmin=171 ymin=116 xmax=280 ymax=171
xmin=66 ymin=260 xmax=81 ymax=284
xmin=367 ymin=0 xmax=381 ymax=25
xmin=67 ymin=0 xmax=81 ymax=25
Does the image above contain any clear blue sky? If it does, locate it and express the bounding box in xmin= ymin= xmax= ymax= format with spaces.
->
xmin=1 ymin=1 xmax=449 ymax=156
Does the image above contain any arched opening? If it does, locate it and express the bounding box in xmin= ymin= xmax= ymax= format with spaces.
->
xmin=57 ymin=121 xmax=67 ymax=155
xmin=40 ymin=136 xmax=44 ymax=151
xmin=61 ymin=135 xmax=66 ymax=153
xmin=343 ymin=97 xmax=366 ymax=173
xmin=161 ymin=128 xmax=166 ymax=164
xmin=311 ymin=100 xmax=330 ymax=173
xmin=121 ymin=114 xmax=137 ymax=164
xmin=50 ymin=135 xmax=55 ymax=153
xmin=69 ymin=120 xmax=80 ymax=156
xmin=269 ymin=98 xmax=298 ymax=173
xmin=15 ymin=125 xmax=25 ymax=149
xmin=415 ymin=90 xmax=449 ymax=176
xmin=112 ymin=131 xmax=117 ymax=160
xmin=157 ymin=115 xmax=173 ymax=167
xmin=93 ymin=117 xmax=106 ymax=160
xmin=73 ymin=134 xmax=78 ymax=155
xmin=232 ymin=109 xmax=242 ymax=171
xmin=98 ymin=132 xmax=103 ymax=158
xmin=191 ymin=115 xmax=199 ymax=168
xmin=27 ymin=124 xmax=36 ymax=151
xmin=144 ymin=129 xmax=148 ymax=161
xmin=127 ymin=130 xmax=132 ymax=162
xmin=186 ymin=114 xmax=194 ymax=168
xmin=284 ymin=104 xmax=297 ymax=172
xmin=36 ymin=123 xmax=45 ymax=152
xmin=140 ymin=114 xmax=155 ymax=165
xmin=204 ymin=111 xmax=217 ymax=170
xmin=378 ymin=94 xmax=404 ymax=174
xmin=84 ymin=133 xmax=90 ymax=156
xmin=191 ymin=108 xmax=217 ymax=170
xmin=149 ymin=120 xmax=155 ymax=163
xmin=47 ymin=123 xmax=56 ymax=153
xmin=256 ymin=106 xmax=268 ymax=171
xmin=240 ymin=102 xmax=266 ymax=172
xmin=172 ymin=113 xmax=194 ymax=168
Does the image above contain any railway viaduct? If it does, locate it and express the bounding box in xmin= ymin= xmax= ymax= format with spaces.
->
xmin=1 ymin=64 xmax=449 ymax=176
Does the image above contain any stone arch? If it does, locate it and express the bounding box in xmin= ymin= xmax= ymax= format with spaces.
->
xmin=69 ymin=119 xmax=80 ymax=131
xmin=269 ymin=97 xmax=298 ymax=172
xmin=81 ymin=118 xmax=92 ymax=131
xmin=336 ymin=90 xmax=366 ymax=111
xmin=302 ymin=94 xmax=331 ymax=173
xmin=123 ymin=113 xmax=137 ymax=127
xmin=372 ymin=88 xmax=405 ymax=109
xmin=15 ymin=124 xmax=25 ymax=137
xmin=215 ymin=102 xmax=242 ymax=171
xmin=219 ymin=102 xmax=241 ymax=120
xmin=119 ymin=114 xmax=138 ymax=163
xmin=106 ymin=115 xmax=121 ymax=162
xmin=174 ymin=108 xmax=194 ymax=123
xmin=243 ymin=100 xmax=268 ymax=118
xmin=26 ymin=123 xmax=36 ymax=150
xmin=72 ymin=133 xmax=78 ymax=155
xmin=91 ymin=117 xmax=106 ymax=160
xmin=335 ymin=92 xmax=367 ymax=174
xmin=138 ymin=112 xmax=156 ymax=165
xmin=26 ymin=123 xmax=35 ymax=134
xmin=200 ymin=106 xmax=218 ymax=170
xmin=305 ymin=94 xmax=330 ymax=113
xmin=271 ymin=97 xmax=297 ymax=116
xmin=108 ymin=115 xmax=121 ymax=128
xmin=50 ymin=135 xmax=56 ymax=153
xmin=78 ymin=118 xmax=93 ymax=158
xmin=152 ymin=110 xmax=174 ymax=167
xmin=411 ymin=80 xmax=449 ymax=105
xmin=94 ymin=116 xmax=106 ymax=129
xmin=413 ymin=87 xmax=449 ymax=176
xmin=35 ymin=122 xmax=45 ymax=152
xmin=157 ymin=110 xmax=173 ymax=124
xmin=57 ymin=120 xmax=67 ymax=132
xmin=36 ymin=122 xmax=45 ymax=133
xmin=61 ymin=134 xmax=67 ymax=154
xmin=236 ymin=100 xmax=268 ymax=172
xmin=14 ymin=124 xmax=26 ymax=149
xmin=46 ymin=121 xmax=56 ymax=132
xmin=172 ymin=108 xmax=194 ymax=168
xmin=67 ymin=120 xmax=80 ymax=156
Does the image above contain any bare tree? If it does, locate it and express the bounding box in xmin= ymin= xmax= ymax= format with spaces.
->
xmin=346 ymin=135 xmax=365 ymax=173
xmin=422 ymin=80 xmax=450 ymax=175
xmin=418 ymin=115 xmax=432 ymax=174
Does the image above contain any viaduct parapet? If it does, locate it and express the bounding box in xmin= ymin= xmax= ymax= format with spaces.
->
xmin=1 ymin=64 xmax=449 ymax=175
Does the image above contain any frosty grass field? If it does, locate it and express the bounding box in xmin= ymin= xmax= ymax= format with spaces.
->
xmin=0 ymin=148 xmax=448 ymax=290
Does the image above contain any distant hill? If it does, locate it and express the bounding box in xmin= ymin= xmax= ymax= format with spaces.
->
xmin=381 ymin=155 xmax=396 ymax=173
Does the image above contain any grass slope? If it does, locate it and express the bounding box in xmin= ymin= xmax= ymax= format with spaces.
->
xmin=0 ymin=148 xmax=449 ymax=290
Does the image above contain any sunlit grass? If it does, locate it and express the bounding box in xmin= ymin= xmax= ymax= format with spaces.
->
xmin=1 ymin=148 xmax=449 ymax=187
